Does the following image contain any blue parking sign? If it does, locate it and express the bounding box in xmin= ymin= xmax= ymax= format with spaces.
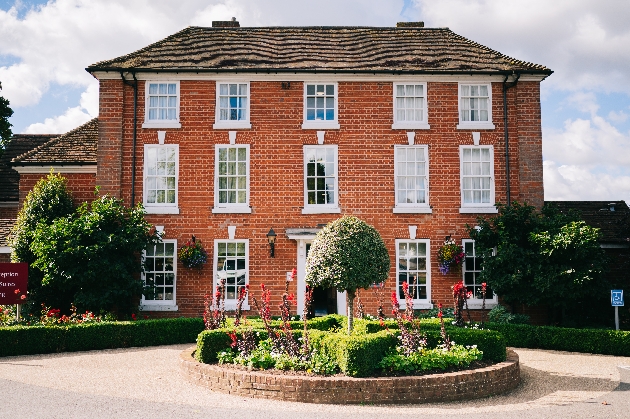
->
xmin=611 ymin=290 xmax=624 ymax=307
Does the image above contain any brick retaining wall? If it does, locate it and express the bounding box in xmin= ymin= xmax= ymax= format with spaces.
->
xmin=180 ymin=347 xmax=520 ymax=404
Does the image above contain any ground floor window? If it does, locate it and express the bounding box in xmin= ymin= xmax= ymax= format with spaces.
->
xmin=463 ymin=239 xmax=497 ymax=305
xmin=395 ymin=239 xmax=431 ymax=308
xmin=141 ymin=240 xmax=177 ymax=310
xmin=214 ymin=239 xmax=249 ymax=310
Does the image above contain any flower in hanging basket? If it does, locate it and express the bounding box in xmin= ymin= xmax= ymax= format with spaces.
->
xmin=178 ymin=238 xmax=208 ymax=269
xmin=437 ymin=236 xmax=465 ymax=275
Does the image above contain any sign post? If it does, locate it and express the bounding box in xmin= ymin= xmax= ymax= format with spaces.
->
xmin=611 ymin=290 xmax=625 ymax=331
xmin=0 ymin=263 xmax=29 ymax=322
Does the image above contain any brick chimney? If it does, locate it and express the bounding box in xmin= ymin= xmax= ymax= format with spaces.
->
xmin=212 ymin=17 xmax=240 ymax=28
xmin=396 ymin=22 xmax=424 ymax=27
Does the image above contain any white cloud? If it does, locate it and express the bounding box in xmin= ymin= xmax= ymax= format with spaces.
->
xmin=607 ymin=110 xmax=628 ymax=124
xmin=23 ymin=105 xmax=92 ymax=134
xmin=544 ymin=160 xmax=630 ymax=202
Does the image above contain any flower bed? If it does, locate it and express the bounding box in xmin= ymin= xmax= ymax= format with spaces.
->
xmin=180 ymin=347 xmax=520 ymax=404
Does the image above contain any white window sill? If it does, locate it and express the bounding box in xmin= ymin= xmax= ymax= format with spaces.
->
xmin=213 ymin=121 xmax=252 ymax=130
xmin=393 ymin=206 xmax=432 ymax=214
xmin=456 ymin=122 xmax=495 ymax=130
xmin=459 ymin=206 xmax=498 ymax=214
xmin=224 ymin=303 xmax=251 ymax=311
xmin=399 ymin=301 xmax=433 ymax=310
xmin=142 ymin=121 xmax=181 ymax=129
xmin=212 ymin=206 xmax=252 ymax=214
xmin=145 ymin=206 xmax=180 ymax=214
xmin=301 ymin=121 xmax=340 ymax=130
xmin=139 ymin=304 xmax=179 ymax=312
xmin=301 ymin=206 xmax=341 ymax=214
xmin=391 ymin=123 xmax=430 ymax=130
xmin=466 ymin=301 xmax=499 ymax=309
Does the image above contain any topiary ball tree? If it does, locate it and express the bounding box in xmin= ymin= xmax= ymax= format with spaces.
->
xmin=305 ymin=215 xmax=390 ymax=333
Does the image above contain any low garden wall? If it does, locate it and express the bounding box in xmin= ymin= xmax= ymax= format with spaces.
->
xmin=180 ymin=347 xmax=520 ymax=404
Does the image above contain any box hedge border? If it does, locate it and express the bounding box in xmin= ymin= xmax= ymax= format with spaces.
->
xmin=0 ymin=318 xmax=204 ymax=357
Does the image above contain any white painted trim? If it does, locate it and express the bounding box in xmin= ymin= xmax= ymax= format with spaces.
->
xmin=13 ymin=165 xmax=96 ymax=174
xmin=213 ymin=144 xmax=250 ymax=211
xmin=213 ymin=239 xmax=250 ymax=311
xmin=395 ymin=238 xmax=432 ymax=309
xmin=95 ymin=71 xmax=546 ymax=83
xmin=214 ymin=81 xmax=251 ymax=129
xmin=394 ymin=145 xmax=430 ymax=212
xmin=0 ymin=202 xmax=18 ymax=207
xmin=139 ymin=304 xmax=179 ymax=311
xmin=143 ymin=144 xmax=179 ymax=212
xmin=143 ymin=80 xmax=181 ymax=127
xmin=392 ymin=123 xmax=430 ymax=130
xmin=303 ymin=144 xmax=339 ymax=212
xmin=457 ymin=122 xmax=496 ymax=130
xmin=0 ymin=246 xmax=12 ymax=253
xmin=302 ymin=81 xmax=339 ymax=129
xmin=141 ymin=239 xmax=178 ymax=308
xmin=459 ymin=145 xmax=495 ymax=210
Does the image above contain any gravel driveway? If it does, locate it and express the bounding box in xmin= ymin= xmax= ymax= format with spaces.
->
xmin=0 ymin=345 xmax=629 ymax=419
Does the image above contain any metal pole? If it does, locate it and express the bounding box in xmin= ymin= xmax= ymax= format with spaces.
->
xmin=615 ymin=306 xmax=619 ymax=331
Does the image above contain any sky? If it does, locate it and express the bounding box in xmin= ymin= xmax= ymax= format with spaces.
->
xmin=1 ymin=0 xmax=629 ymax=203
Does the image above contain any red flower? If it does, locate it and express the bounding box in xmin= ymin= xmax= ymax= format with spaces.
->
xmin=20 ymin=295 xmax=26 ymax=300
xmin=438 ymin=311 xmax=443 ymax=318
xmin=438 ymin=303 xmax=443 ymax=309
xmin=482 ymin=282 xmax=487 ymax=289
xmin=131 ymin=313 xmax=137 ymax=321
xmin=290 ymin=268 xmax=297 ymax=281
xmin=14 ymin=289 xmax=20 ymax=294
xmin=227 ymin=331 xmax=238 ymax=348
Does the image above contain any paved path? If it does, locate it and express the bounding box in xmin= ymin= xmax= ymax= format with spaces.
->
xmin=1 ymin=345 xmax=629 ymax=419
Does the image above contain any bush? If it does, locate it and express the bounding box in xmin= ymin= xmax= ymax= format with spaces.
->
xmin=487 ymin=305 xmax=530 ymax=324
xmin=486 ymin=323 xmax=630 ymax=356
xmin=0 ymin=317 xmax=204 ymax=357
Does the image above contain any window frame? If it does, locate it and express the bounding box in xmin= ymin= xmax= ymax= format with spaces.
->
xmin=301 ymin=82 xmax=340 ymax=129
xmin=140 ymin=239 xmax=178 ymax=311
xmin=142 ymin=81 xmax=181 ymax=129
xmin=212 ymin=144 xmax=251 ymax=214
xmin=393 ymin=145 xmax=431 ymax=213
xmin=395 ymin=239 xmax=432 ymax=309
xmin=302 ymin=144 xmax=340 ymax=214
xmin=213 ymin=239 xmax=250 ymax=310
xmin=462 ymin=239 xmax=498 ymax=309
xmin=459 ymin=145 xmax=498 ymax=214
xmin=143 ymin=144 xmax=180 ymax=214
xmin=391 ymin=82 xmax=430 ymax=130
xmin=457 ymin=82 xmax=495 ymax=130
xmin=213 ymin=81 xmax=252 ymax=129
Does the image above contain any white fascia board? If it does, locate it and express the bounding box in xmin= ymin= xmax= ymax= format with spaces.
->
xmin=0 ymin=246 xmax=12 ymax=253
xmin=13 ymin=165 xmax=97 ymax=174
xmin=93 ymin=71 xmax=544 ymax=83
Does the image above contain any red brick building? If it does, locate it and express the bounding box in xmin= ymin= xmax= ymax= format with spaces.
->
xmin=7 ymin=21 xmax=554 ymax=318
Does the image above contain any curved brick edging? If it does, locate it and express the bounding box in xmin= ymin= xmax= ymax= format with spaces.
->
xmin=179 ymin=347 xmax=520 ymax=404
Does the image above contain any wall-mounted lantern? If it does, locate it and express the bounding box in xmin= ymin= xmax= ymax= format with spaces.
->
xmin=266 ymin=228 xmax=277 ymax=258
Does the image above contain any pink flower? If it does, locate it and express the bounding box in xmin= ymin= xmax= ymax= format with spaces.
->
xmin=20 ymin=295 xmax=26 ymax=300
xmin=14 ymin=289 xmax=20 ymax=294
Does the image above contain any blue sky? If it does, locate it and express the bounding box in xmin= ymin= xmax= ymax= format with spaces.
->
xmin=1 ymin=0 xmax=629 ymax=202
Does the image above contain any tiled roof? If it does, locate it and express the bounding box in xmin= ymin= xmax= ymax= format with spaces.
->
xmin=0 ymin=219 xmax=14 ymax=247
xmin=87 ymin=26 xmax=551 ymax=75
xmin=547 ymin=201 xmax=630 ymax=244
xmin=12 ymin=118 xmax=98 ymax=166
xmin=0 ymin=134 xmax=55 ymax=202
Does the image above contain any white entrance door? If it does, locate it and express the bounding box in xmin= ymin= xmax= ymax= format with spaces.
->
xmin=295 ymin=239 xmax=346 ymax=317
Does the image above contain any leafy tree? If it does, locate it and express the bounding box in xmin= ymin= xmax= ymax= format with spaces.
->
xmin=305 ymin=216 xmax=390 ymax=333
xmin=30 ymin=195 xmax=161 ymax=316
xmin=0 ymin=81 xmax=13 ymax=157
xmin=468 ymin=202 xmax=607 ymax=324
xmin=9 ymin=172 xmax=74 ymax=312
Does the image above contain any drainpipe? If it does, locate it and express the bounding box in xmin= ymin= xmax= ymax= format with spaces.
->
xmin=121 ymin=72 xmax=139 ymax=206
xmin=502 ymin=72 xmax=520 ymax=207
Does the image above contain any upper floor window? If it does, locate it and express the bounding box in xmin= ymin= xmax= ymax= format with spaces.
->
xmin=144 ymin=144 xmax=179 ymax=214
xmin=214 ymin=82 xmax=251 ymax=129
xmin=457 ymin=83 xmax=495 ymax=130
xmin=459 ymin=145 xmax=497 ymax=214
xmin=214 ymin=240 xmax=249 ymax=310
xmin=392 ymin=83 xmax=430 ymax=129
xmin=302 ymin=83 xmax=340 ymax=129
xmin=462 ymin=239 xmax=497 ymax=308
xmin=393 ymin=145 xmax=431 ymax=213
xmin=212 ymin=144 xmax=251 ymax=213
xmin=143 ymin=82 xmax=181 ymax=129
xmin=302 ymin=145 xmax=340 ymax=214
xmin=396 ymin=239 xmax=432 ymax=309
xmin=141 ymin=240 xmax=178 ymax=311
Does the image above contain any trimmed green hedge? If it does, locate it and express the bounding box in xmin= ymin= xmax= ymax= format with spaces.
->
xmin=0 ymin=318 xmax=204 ymax=357
xmin=486 ymin=323 xmax=630 ymax=356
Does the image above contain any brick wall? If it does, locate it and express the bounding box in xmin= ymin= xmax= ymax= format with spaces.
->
xmin=19 ymin=173 xmax=97 ymax=207
xmin=180 ymin=347 xmax=520 ymax=404
xmin=99 ymin=77 xmax=544 ymax=318
xmin=0 ymin=206 xmax=18 ymax=219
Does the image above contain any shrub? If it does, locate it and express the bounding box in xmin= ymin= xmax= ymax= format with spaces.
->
xmin=487 ymin=305 xmax=530 ymax=324
xmin=0 ymin=317 xmax=204 ymax=357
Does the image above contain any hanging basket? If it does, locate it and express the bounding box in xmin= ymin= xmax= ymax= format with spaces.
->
xmin=437 ymin=236 xmax=464 ymax=275
xmin=178 ymin=237 xmax=208 ymax=269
